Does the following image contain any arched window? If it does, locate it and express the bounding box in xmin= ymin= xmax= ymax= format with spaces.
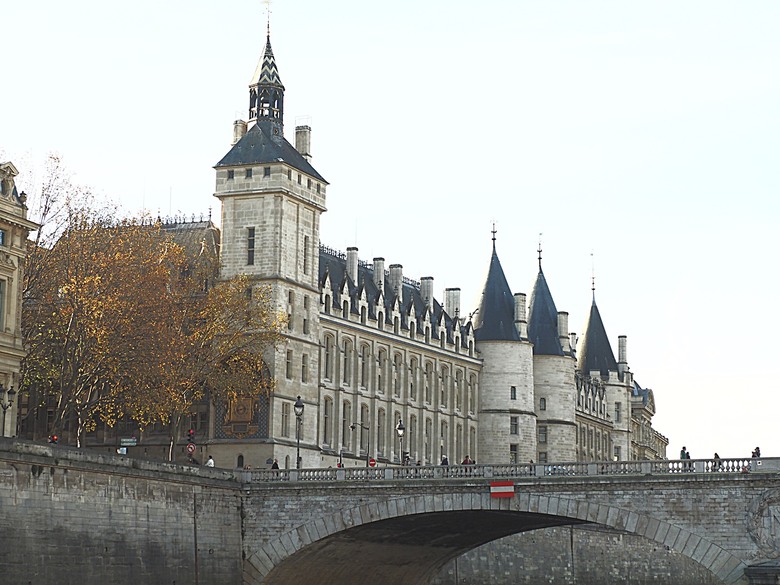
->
xmin=409 ymin=414 xmax=417 ymax=461
xmin=377 ymin=409 xmax=386 ymax=455
xmin=394 ymin=315 xmax=400 ymax=335
xmin=342 ymin=340 xmax=352 ymax=385
xmin=409 ymin=358 xmax=418 ymax=401
xmin=237 ymin=454 xmax=244 ymax=469
xmin=324 ymin=294 xmax=331 ymax=314
xmin=540 ymin=397 xmax=547 ymax=411
xmin=425 ymin=418 xmax=432 ymax=463
xmin=361 ymin=306 xmax=367 ymax=324
xmin=342 ymin=300 xmax=349 ymax=319
xmin=323 ymin=397 xmax=333 ymax=445
xmin=424 ymin=362 xmax=433 ymax=404
xmin=360 ymin=345 xmax=370 ymax=388
xmin=455 ymin=370 xmax=463 ymax=410
xmin=324 ymin=335 xmax=335 ymax=380
xmin=469 ymin=374 xmax=477 ymax=413
xmin=440 ymin=421 xmax=448 ymax=461
xmin=377 ymin=311 xmax=384 ymax=329
xmin=440 ymin=367 xmax=449 ymax=408
xmin=360 ymin=404 xmax=369 ymax=453
xmin=377 ymin=349 xmax=387 ymax=394
xmin=342 ymin=401 xmax=352 ymax=451
xmin=393 ymin=354 xmax=403 ymax=397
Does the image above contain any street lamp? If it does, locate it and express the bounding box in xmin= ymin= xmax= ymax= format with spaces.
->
xmin=395 ymin=419 xmax=405 ymax=465
xmin=0 ymin=384 xmax=16 ymax=438
xmin=294 ymin=396 xmax=304 ymax=469
xmin=350 ymin=422 xmax=370 ymax=466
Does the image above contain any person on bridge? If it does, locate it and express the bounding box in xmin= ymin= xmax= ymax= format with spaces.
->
xmin=205 ymin=456 xmax=215 ymax=467
xmin=441 ymin=456 xmax=449 ymax=466
xmin=271 ymin=459 xmax=279 ymax=469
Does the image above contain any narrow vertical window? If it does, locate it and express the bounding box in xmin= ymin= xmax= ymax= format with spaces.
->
xmin=285 ymin=350 xmax=293 ymax=379
xmin=245 ymin=168 xmax=253 ymax=179
xmin=281 ymin=403 xmax=290 ymax=438
xmin=301 ymin=354 xmax=308 ymax=383
xmin=539 ymin=426 xmax=547 ymax=444
xmin=263 ymin=166 xmax=271 ymax=177
xmin=303 ymin=236 xmax=310 ymax=275
xmin=615 ymin=402 xmax=622 ymax=423
xmin=510 ymin=416 xmax=519 ymax=435
xmin=247 ymin=227 xmax=255 ymax=266
xmin=510 ymin=385 xmax=517 ymax=400
xmin=539 ymin=397 xmax=546 ymax=411
xmin=510 ymin=444 xmax=518 ymax=464
xmin=323 ymin=398 xmax=332 ymax=445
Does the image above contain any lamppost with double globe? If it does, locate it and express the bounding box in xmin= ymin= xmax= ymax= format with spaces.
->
xmin=294 ymin=396 xmax=304 ymax=469
xmin=395 ymin=419 xmax=406 ymax=465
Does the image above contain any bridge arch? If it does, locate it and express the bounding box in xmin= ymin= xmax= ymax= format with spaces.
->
xmin=244 ymin=491 xmax=744 ymax=585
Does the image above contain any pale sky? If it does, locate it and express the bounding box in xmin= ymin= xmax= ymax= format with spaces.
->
xmin=4 ymin=1 xmax=779 ymax=461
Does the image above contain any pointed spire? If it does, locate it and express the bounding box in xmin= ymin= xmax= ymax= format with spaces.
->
xmin=248 ymin=19 xmax=285 ymax=132
xmin=577 ymin=297 xmax=618 ymax=378
xmin=473 ymin=232 xmax=520 ymax=342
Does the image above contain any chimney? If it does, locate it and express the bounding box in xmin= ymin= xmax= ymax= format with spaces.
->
xmin=618 ymin=335 xmax=628 ymax=378
xmin=346 ymin=247 xmax=359 ymax=284
xmin=233 ymin=120 xmax=247 ymax=145
xmin=420 ymin=277 xmax=434 ymax=314
xmin=373 ymin=257 xmax=385 ymax=291
xmin=557 ymin=312 xmax=570 ymax=352
xmin=444 ymin=288 xmax=461 ymax=319
xmin=389 ymin=264 xmax=403 ymax=301
xmin=295 ymin=125 xmax=312 ymax=162
xmin=514 ymin=293 xmax=527 ymax=338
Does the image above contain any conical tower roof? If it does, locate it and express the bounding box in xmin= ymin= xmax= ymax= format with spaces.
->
xmin=527 ymin=266 xmax=563 ymax=355
xmin=250 ymin=35 xmax=284 ymax=88
xmin=577 ymin=297 xmax=617 ymax=377
xmin=473 ymin=239 xmax=520 ymax=342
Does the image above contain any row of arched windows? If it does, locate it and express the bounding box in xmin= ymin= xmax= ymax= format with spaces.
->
xmin=319 ymin=396 xmax=477 ymax=464
xmin=322 ymin=335 xmax=478 ymax=413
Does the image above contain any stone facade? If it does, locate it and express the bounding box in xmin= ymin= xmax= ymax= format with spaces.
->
xmin=0 ymin=162 xmax=38 ymax=438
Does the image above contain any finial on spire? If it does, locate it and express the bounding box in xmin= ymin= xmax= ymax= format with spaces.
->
xmin=591 ymin=251 xmax=596 ymax=299
xmin=537 ymin=233 xmax=543 ymax=271
xmin=491 ymin=222 xmax=497 ymax=249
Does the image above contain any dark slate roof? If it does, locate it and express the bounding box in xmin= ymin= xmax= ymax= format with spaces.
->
xmin=473 ymin=245 xmax=520 ymax=342
xmin=577 ymin=298 xmax=618 ymax=377
xmin=214 ymin=121 xmax=327 ymax=183
xmin=317 ymin=246 xmax=468 ymax=348
xmin=527 ymin=268 xmax=563 ymax=355
xmin=250 ymin=35 xmax=284 ymax=87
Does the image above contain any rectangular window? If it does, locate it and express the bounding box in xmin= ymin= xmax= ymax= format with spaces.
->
xmin=539 ymin=452 xmax=548 ymax=463
xmin=307 ymin=178 xmax=312 ymax=188
xmin=510 ymin=386 xmax=516 ymax=400
xmin=0 ymin=280 xmax=5 ymax=331
xmin=540 ymin=397 xmax=546 ymax=410
xmin=285 ymin=350 xmax=293 ymax=379
xmin=227 ymin=169 xmax=234 ymax=180
xmin=510 ymin=416 xmax=518 ymax=435
xmin=245 ymin=168 xmax=253 ymax=179
xmin=287 ymin=169 xmax=292 ymax=180
xmin=263 ymin=166 xmax=271 ymax=177
xmin=615 ymin=402 xmax=622 ymax=423
xmin=247 ymin=227 xmax=255 ymax=265
xmin=297 ymin=173 xmax=302 ymax=184
xmin=538 ymin=426 xmax=547 ymax=444
xmin=301 ymin=354 xmax=308 ymax=383
xmin=0 ymin=229 xmax=6 ymax=246
xmin=614 ymin=446 xmax=621 ymax=461
xmin=281 ymin=403 xmax=290 ymax=438
xmin=303 ymin=235 xmax=310 ymax=275
xmin=509 ymin=444 xmax=518 ymax=464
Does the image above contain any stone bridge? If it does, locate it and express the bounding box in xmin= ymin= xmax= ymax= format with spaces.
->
xmin=1 ymin=438 xmax=779 ymax=585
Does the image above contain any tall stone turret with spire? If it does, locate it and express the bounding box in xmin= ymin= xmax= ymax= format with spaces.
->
xmin=576 ymin=280 xmax=632 ymax=461
xmin=526 ymin=242 xmax=577 ymax=462
xmin=213 ymin=22 xmax=328 ymax=468
xmin=473 ymin=227 xmax=535 ymax=464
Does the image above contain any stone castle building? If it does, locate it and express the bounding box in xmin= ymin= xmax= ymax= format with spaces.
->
xmin=204 ymin=33 xmax=668 ymax=470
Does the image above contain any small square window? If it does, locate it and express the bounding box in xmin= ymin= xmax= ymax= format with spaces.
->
xmin=245 ymin=168 xmax=253 ymax=179
xmin=227 ymin=170 xmax=234 ymax=180
xmin=264 ymin=166 xmax=271 ymax=177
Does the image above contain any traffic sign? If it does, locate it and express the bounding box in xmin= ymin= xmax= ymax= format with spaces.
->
xmin=369 ymin=458 xmax=376 ymax=467
xmin=187 ymin=442 xmax=196 ymax=454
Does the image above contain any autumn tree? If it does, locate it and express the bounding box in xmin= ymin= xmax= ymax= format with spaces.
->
xmin=124 ymin=274 xmax=285 ymax=461
xmin=22 ymin=211 xmax=184 ymax=445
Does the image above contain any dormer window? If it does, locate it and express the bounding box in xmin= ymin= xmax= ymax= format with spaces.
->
xmin=227 ymin=170 xmax=234 ymax=180
xmin=245 ymin=168 xmax=253 ymax=179
xmin=264 ymin=166 xmax=271 ymax=177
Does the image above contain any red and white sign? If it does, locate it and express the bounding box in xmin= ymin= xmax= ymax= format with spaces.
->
xmin=490 ymin=481 xmax=515 ymax=498
xmin=369 ymin=458 xmax=377 ymax=467
xmin=186 ymin=442 xmax=196 ymax=454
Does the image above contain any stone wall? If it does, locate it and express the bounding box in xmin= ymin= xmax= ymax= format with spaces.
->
xmin=431 ymin=526 xmax=722 ymax=585
xmin=0 ymin=440 xmax=242 ymax=585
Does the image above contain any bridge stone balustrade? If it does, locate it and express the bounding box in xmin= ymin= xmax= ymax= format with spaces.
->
xmin=1 ymin=437 xmax=779 ymax=585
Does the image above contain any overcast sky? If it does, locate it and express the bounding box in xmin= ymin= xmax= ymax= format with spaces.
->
xmin=4 ymin=1 xmax=779 ymax=461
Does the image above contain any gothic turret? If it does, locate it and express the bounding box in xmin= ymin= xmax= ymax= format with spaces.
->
xmin=249 ymin=34 xmax=285 ymax=133
xmin=527 ymin=249 xmax=564 ymax=356
xmin=473 ymin=236 xmax=521 ymax=342
xmin=577 ymin=296 xmax=618 ymax=379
